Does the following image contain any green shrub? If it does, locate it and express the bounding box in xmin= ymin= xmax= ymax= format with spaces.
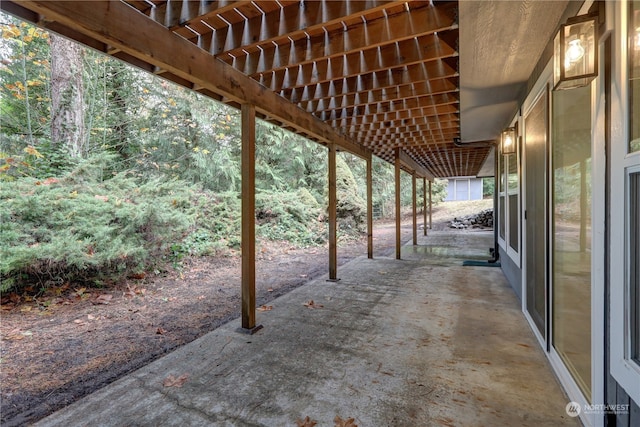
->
xmin=256 ymin=188 xmax=324 ymax=246
xmin=0 ymin=156 xmax=195 ymax=292
xmin=335 ymin=155 xmax=366 ymax=233
xmin=182 ymin=191 xmax=241 ymax=254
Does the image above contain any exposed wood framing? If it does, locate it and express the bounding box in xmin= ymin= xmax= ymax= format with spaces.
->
xmin=367 ymin=153 xmax=373 ymax=259
xmin=398 ymin=150 xmax=434 ymax=181
xmin=395 ymin=149 xmax=402 ymax=260
xmin=412 ymin=173 xmax=417 ymax=245
xmin=241 ymin=103 xmax=256 ymax=330
xmin=423 ymin=177 xmax=428 ymax=236
xmin=429 ymin=180 xmax=433 ymax=230
xmin=328 ymin=144 xmax=338 ymax=280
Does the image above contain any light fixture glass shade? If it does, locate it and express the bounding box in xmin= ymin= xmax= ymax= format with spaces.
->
xmin=554 ymin=14 xmax=598 ymax=90
xmin=501 ymin=127 xmax=516 ymax=155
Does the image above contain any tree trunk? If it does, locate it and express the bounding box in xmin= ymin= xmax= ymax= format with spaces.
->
xmin=50 ymin=34 xmax=85 ymax=158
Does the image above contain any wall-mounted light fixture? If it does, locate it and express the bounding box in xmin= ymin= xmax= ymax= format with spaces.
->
xmin=553 ymin=14 xmax=598 ymax=90
xmin=501 ymin=127 xmax=516 ymax=155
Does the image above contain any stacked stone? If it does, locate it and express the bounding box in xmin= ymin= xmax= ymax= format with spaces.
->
xmin=449 ymin=209 xmax=493 ymax=229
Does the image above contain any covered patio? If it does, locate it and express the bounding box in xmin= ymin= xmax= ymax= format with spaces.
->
xmin=3 ymin=1 xmax=614 ymax=425
xmin=33 ymin=231 xmax=577 ymax=426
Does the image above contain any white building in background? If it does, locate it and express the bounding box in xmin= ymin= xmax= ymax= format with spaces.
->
xmin=444 ymin=177 xmax=484 ymax=201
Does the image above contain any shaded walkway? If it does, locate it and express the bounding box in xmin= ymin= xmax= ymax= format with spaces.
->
xmin=35 ymin=231 xmax=579 ymax=426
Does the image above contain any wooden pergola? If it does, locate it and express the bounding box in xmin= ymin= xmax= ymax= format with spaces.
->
xmin=2 ymin=0 xmax=493 ymax=331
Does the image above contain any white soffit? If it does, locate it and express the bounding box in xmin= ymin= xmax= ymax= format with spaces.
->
xmin=458 ymin=0 xmax=570 ymax=142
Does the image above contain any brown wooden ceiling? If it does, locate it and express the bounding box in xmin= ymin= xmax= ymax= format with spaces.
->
xmin=4 ymin=0 xmax=494 ymax=178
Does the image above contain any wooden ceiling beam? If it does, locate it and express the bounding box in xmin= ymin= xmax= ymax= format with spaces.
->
xmin=127 ymin=0 xmax=241 ymax=29
xmin=206 ymin=1 xmax=405 ymax=59
xmin=397 ymin=149 xmax=434 ymax=181
xmin=282 ymin=73 xmax=457 ymax=108
xmin=13 ymin=0 xmax=371 ymax=160
xmin=297 ymin=79 xmax=459 ymax=113
xmin=327 ymin=103 xmax=459 ymax=129
xmin=364 ymin=133 xmax=459 ymax=147
xmin=310 ymin=92 xmax=459 ymax=118
xmin=249 ymin=30 xmax=457 ymax=90
xmin=356 ymin=125 xmax=460 ymax=141
xmin=363 ymin=121 xmax=460 ymax=134
xmin=215 ymin=2 xmax=457 ymax=76
xmin=345 ymin=113 xmax=459 ymax=132
xmin=356 ymin=121 xmax=459 ymax=135
xmin=265 ymin=56 xmax=457 ymax=93
xmin=318 ymin=96 xmax=459 ymax=122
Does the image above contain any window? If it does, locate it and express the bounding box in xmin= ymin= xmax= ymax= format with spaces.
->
xmin=630 ymin=1 xmax=640 ymax=152
xmin=631 ymin=172 xmax=640 ymax=364
xmin=498 ymin=122 xmax=520 ymax=263
xmin=508 ymin=149 xmax=519 ymax=252
xmin=611 ymin=0 xmax=640 ymax=404
xmin=499 ymin=153 xmax=506 ymax=241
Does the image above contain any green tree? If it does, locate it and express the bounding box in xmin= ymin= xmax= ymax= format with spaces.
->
xmin=0 ymin=18 xmax=51 ymax=147
xmin=50 ymin=33 xmax=85 ymax=157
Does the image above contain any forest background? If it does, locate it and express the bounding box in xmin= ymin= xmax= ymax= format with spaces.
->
xmin=0 ymin=16 xmax=457 ymax=295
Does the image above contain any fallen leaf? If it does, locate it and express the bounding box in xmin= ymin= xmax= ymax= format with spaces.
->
xmin=296 ymin=416 xmax=317 ymax=427
xmin=156 ymin=327 xmax=167 ymax=335
xmin=126 ymin=285 xmax=146 ymax=298
xmin=73 ymin=319 xmax=85 ymax=325
xmin=93 ymin=294 xmax=113 ymax=305
xmin=257 ymin=305 xmax=273 ymax=311
xmin=303 ymin=300 xmax=323 ymax=309
xmin=163 ymin=373 xmax=189 ymax=388
xmin=3 ymin=329 xmax=25 ymax=341
xmin=87 ymin=314 xmax=96 ymax=320
xmin=334 ymin=416 xmax=358 ymax=427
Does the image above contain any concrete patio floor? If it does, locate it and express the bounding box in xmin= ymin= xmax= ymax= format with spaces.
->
xmin=34 ymin=231 xmax=580 ymax=427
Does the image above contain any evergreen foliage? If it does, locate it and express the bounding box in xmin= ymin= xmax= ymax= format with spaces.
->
xmin=0 ymin=15 xmax=439 ymax=293
xmin=0 ymin=154 xmax=194 ymax=291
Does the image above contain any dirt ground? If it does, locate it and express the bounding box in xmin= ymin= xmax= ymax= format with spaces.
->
xmin=0 ymin=200 xmax=492 ymax=426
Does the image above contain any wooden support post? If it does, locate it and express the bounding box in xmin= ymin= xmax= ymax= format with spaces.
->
xmin=412 ymin=173 xmax=417 ymax=245
xmin=241 ymin=103 xmax=258 ymax=332
xmin=395 ymin=149 xmax=401 ymax=260
xmin=423 ymin=177 xmax=428 ymax=236
xmin=366 ymin=153 xmax=373 ymax=259
xmin=328 ymin=144 xmax=338 ymax=280
xmin=429 ymin=180 xmax=433 ymax=230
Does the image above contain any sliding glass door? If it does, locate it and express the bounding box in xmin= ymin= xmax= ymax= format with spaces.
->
xmin=551 ymin=84 xmax=592 ymax=402
xmin=524 ymin=90 xmax=548 ymax=339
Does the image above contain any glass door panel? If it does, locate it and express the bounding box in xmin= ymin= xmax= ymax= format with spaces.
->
xmin=552 ymin=84 xmax=592 ymax=402
xmin=525 ymin=91 xmax=548 ymax=339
